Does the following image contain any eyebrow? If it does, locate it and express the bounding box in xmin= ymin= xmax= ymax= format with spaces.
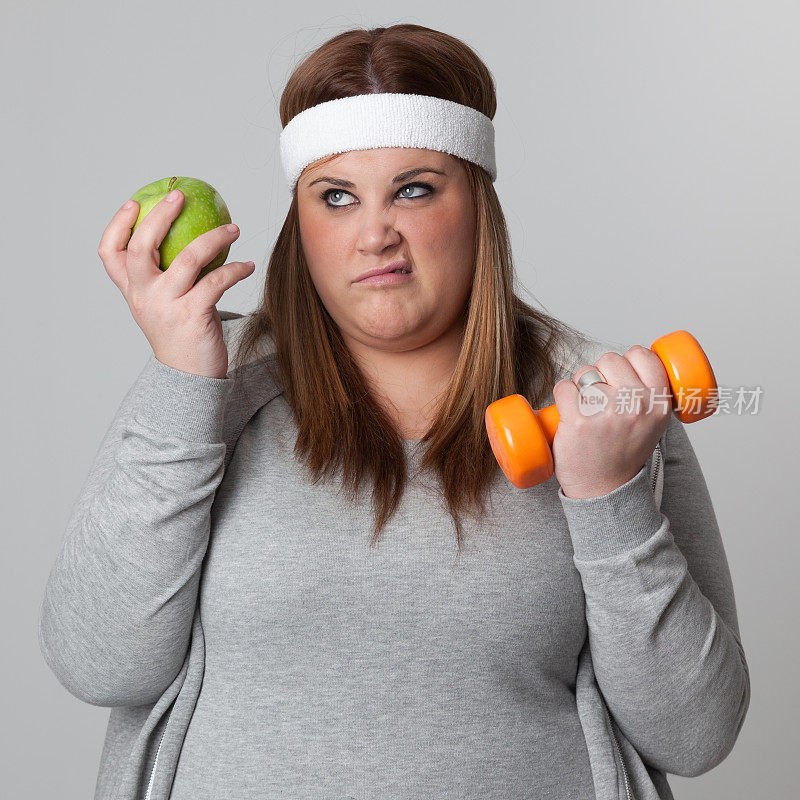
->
xmin=306 ymin=167 xmax=446 ymax=189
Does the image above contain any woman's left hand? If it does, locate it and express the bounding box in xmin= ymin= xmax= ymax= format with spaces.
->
xmin=552 ymin=346 xmax=673 ymax=499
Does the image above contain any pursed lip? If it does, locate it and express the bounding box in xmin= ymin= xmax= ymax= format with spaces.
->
xmin=353 ymin=260 xmax=412 ymax=283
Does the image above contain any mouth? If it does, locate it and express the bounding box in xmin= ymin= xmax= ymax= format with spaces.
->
xmin=355 ymin=270 xmax=414 ymax=286
xmin=354 ymin=260 xmax=413 ymax=283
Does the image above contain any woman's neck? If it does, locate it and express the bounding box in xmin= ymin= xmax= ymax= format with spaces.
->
xmin=344 ymin=316 xmax=466 ymax=440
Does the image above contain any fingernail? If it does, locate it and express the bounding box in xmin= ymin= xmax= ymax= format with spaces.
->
xmin=226 ymin=224 xmax=239 ymax=233
xmin=165 ymin=189 xmax=181 ymax=202
xmin=123 ymin=200 xmax=135 ymax=209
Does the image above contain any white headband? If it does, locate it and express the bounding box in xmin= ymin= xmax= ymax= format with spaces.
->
xmin=279 ymin=92 xmax=497 ymax=192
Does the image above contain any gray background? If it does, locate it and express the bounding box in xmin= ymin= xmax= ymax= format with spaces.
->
xmin=3 ymin=0 xmax=794 ymax=797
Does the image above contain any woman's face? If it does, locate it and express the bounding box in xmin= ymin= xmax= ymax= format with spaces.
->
xmin=296 ymin=147 xmax=477 ymax=353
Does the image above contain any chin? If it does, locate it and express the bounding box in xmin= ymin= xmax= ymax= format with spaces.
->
xmin=354 ymin=314 xmax=420 ymax=341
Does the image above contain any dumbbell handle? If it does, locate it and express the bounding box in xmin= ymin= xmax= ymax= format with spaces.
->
xmin=532 ymin=404 xmax=561 ymax=448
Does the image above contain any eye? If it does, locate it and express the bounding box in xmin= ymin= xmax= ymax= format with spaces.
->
xmin=396 ymin=182 xmax=433 ymax=200
xmin=320 ymin=188 xmax=355 ymax=208
xmin=319 ymin=181 xmax=434 ymax=209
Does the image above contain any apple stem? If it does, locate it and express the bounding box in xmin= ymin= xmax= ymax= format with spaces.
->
xmin=167 ymin=176 xmax=177 ymax=192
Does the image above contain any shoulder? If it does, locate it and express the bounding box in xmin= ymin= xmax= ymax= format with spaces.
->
xmin=219 ymin=309 xmax=277 ymax=373
xmin=551 ymin=325 xmax=634 ymax=380
xmin=219 ymin=309 xmax=247 ymax=355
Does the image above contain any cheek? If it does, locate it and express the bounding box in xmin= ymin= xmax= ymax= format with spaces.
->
xmin=299 ymin=207 xmax=339 ymax=261
xmin=410 ymin=197 xmax=475 ymax=283
xmin=413 ymin=198 xmax=470 ymax=248
xmin=298 ymin=209 xmax=349 ymax=290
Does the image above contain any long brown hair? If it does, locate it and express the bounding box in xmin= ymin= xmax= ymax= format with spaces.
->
xmin=230 ymin=23 xmax=583 ymax=551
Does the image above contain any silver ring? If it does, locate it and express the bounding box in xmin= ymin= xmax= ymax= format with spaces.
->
xmin=576 ymin=369 xmax=607 ymax=390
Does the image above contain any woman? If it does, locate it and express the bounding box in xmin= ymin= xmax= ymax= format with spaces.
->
xmin=38 ymin=23 xmax=749 ymax=800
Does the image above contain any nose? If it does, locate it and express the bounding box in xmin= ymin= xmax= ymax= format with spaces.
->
xmin=356 ymin=205 xmax=403 ymax=255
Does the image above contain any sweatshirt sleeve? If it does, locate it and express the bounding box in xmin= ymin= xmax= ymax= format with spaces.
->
xmin=37 ymin=351 xmax=235 ymax=708
xmin=557 ymin=413 xmax=751 ymax=778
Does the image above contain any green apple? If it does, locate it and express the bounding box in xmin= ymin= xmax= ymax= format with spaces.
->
xmin=129 ymin=176 xmax=233 ymax=282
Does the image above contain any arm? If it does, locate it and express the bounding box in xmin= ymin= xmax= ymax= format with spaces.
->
xmin=558 ymin=413 xmax=750 ymax=777
xmin=37 ymin=352 xmax=234 ymax=707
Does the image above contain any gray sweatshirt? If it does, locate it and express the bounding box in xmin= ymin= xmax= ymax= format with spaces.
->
xmin=37 ymin=311 xmax=749 ymax=800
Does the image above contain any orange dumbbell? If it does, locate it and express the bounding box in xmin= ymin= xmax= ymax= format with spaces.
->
xmin=485 ymin=330 xmax=718 ymax=489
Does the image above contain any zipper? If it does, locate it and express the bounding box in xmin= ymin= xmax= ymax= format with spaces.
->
xmin=602 ymin=702 xmax=634 ymax=800
xmin=650 ymin=443 xmax=662 ymax=494
xmin=144 ymin=708 xmax=172 ymax=800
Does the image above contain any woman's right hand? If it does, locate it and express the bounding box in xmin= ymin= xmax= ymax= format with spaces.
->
xmin=97 ymin=189 xmax=256 ymax=379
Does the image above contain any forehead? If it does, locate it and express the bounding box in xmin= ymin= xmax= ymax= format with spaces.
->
xmin=302 ymin=147 xmax=452 ymax=183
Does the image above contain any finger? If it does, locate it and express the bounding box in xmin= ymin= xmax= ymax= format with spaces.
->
xmin=624 ymin=345 xmax=671 ymax=410
xmin=569 ymin=364 xmax=614 ymax=410
xmin=97 ymin=200 xmax=141 ymax=292
xmin=160 ymin=223 xmax=241 ymax=299
xmin=188 ymin=260 xmax=256 ymax=310
xmin=126 ymin=189 xmax=185 ymax=291
xmin=552 ymin=377 xmax=587 ymax=424
xmin=586 ymin=352 xmax=647 ymax=416
xmin=582 ymin=352 xmax=643 ymax=390
xmin=572 ymin=363 xmax=611 ymax=386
